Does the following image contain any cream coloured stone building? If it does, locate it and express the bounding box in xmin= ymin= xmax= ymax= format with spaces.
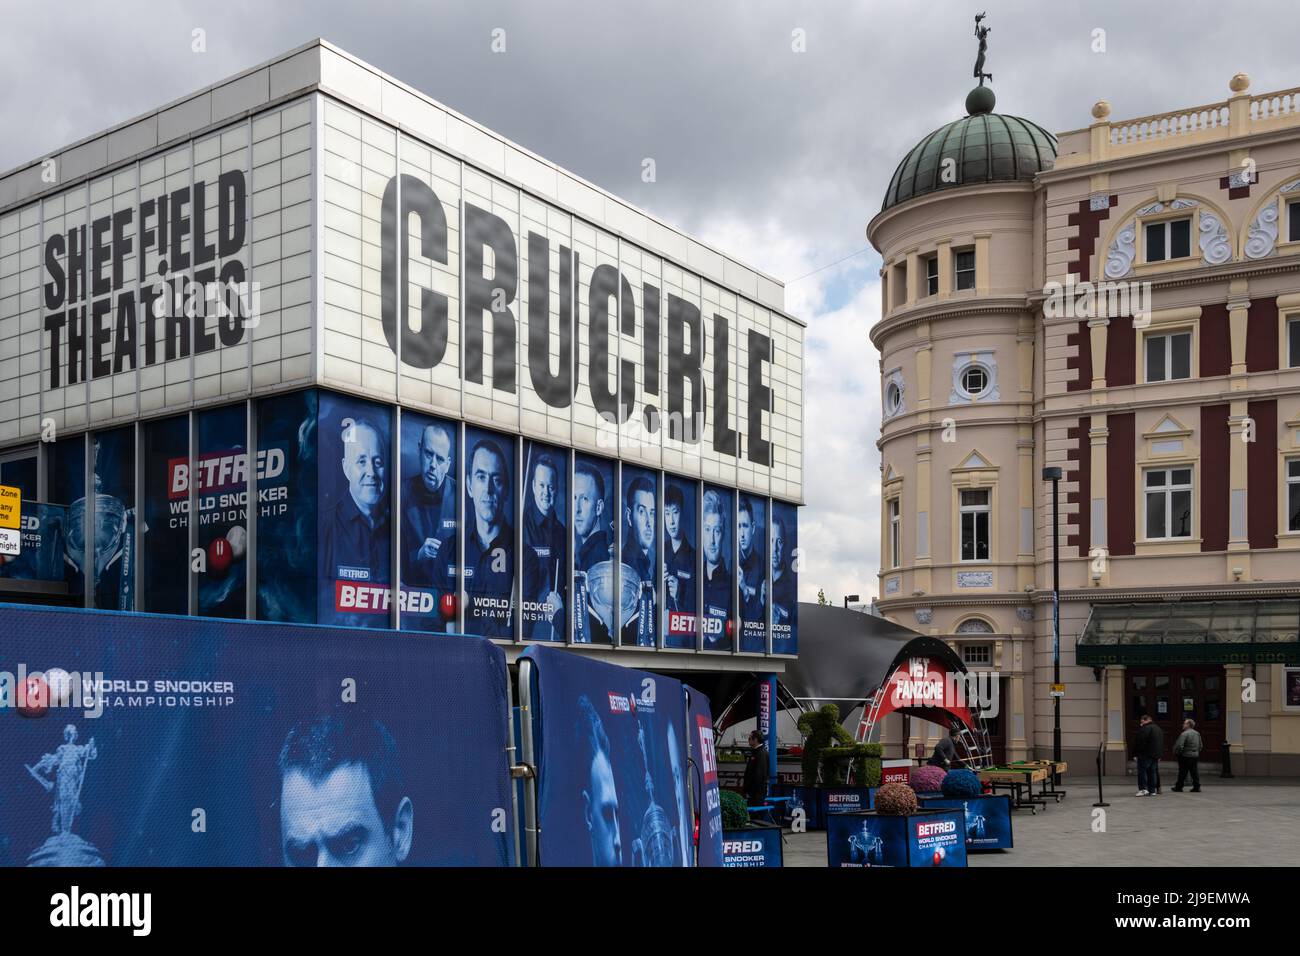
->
xmin=868 ymin=76 xmax=1300 ymax=775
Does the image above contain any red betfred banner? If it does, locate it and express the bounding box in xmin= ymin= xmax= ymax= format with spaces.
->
xmin=856 ymin=654 xmax=978 ymax=742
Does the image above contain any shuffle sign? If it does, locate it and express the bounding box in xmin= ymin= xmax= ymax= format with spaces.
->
xmin=381 ymin=174 xmax=778 ymax=466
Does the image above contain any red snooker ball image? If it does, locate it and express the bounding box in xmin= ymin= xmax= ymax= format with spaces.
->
xmin=208 ymin=536 xmax=232 ymax=575
xmin=439 ymin=591 xmax=457 ymax=619
xmin=18 ymin=674 xmax=48 ymax=717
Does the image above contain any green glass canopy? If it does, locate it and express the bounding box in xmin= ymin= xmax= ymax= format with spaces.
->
xmin=1075 ymin=600 xmax=1300 ymax=666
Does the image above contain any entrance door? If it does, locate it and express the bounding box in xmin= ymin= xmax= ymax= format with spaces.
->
xmin=981 ymin=676 xmax=1009 ymax=764
xmin=1127 ymin=666 xmax=1224 ymax=760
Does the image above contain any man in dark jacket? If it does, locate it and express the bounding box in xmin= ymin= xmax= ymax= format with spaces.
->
xmin=929 ymin=727 xmax=961 ymax=769
xmin=1135 ymin=714 xmax=1164 ymax=796
xmin=743 ymin=730 xmax=769 ymax=808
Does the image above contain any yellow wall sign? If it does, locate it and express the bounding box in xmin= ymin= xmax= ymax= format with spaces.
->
xmin=1050 ymin=683 xmax=1066 ymax=698
xmin=0 ymin=485 xmax=19 ymax=529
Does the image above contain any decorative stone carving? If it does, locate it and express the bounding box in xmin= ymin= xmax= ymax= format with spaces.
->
xmin=956 ymin=618 xmax=994 ymax=633
xmin=883 ymin=367 xmax=906 ymax=420
xmin=956 ymin=571 xmax=994 ymax=589
xmin=914 ymin=608 xmax=933 ymax=625
xmin=885 ymin=577 xmax=901 ymax=595
xmin=1198 ymin=210 xmax=1232 ymax=265
xmin=1228 ymin=169 xmax=1253 ymax=188
xmin=1170 ymin=198 xmax=1198 ymax=210
xmin=1089 ymin=194 xmax=1110 ymax=211
xmin=1105 ymin=223 xmax=1137 ymax=279
xmin=1245 ymin=201 xmax=1281 ymax=260
xmin=950 ymin=351 xmax=999 ymax=404
xmin=1016 ymin=606 xmax=1035 ymax=622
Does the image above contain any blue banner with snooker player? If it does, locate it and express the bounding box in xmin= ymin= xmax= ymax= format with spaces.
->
xmin=770 ymin=500 xmax=798 ymax=655
xmin=463 ymin=427 xmax=525 ymax=640
xmin=700 ymin=485 xmax=733 ymax=651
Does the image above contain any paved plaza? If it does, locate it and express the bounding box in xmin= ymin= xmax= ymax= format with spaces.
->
xmin=783 ymin=776 xmax=1300 ymax=867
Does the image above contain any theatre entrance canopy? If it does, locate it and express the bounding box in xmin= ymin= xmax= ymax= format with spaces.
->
xmin=1075 ymin=600 xmax=1300 ymax=667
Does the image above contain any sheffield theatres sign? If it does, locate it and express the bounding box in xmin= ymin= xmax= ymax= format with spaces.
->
xmin=37 ymin=170 xmax=780 ymax=468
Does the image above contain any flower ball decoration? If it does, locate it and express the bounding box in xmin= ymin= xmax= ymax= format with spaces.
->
xmin=874 ymin=782 xmax=918 ymax=816
xmin=942 ymin=768 xmax=983 ymax=798
xmin=910 ymin=765 xmax=947 ymax=794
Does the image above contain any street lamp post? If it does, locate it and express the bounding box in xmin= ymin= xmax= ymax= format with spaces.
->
xmin=844 ymin=594 xmax=860 ymax=609
xmin=1042 ymin=466 xmax=1063 ymax=778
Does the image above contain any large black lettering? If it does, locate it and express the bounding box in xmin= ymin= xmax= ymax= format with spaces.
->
xmin=380 ymin=174 xmax=449 ymax=369
xmin=67 ymin=225 xmax=85 ymax=305
xmin=193 ymin=267 xmax=217 ymax=354
xmin=113 ymin=291 xmax=137 ymax=374
xmin=746 ymin=329 xmax=773 ymax=467
xmin=140 ymin=282 xmax=161 ymax=366
xmin=217 ymin=260 xmax=247 ymax=347
xmin=666 ymin=294 xmax=704 ymax=444
xmin=588 ymin=263 xmax=636 ymax=424
xmin=526 ymin=232 xmax=572 ymax=407
xmin=44 ymin=234 xmax=65 ymax=310
xmin=168 ymin=186 xmax=191 ymax=272
xmin=463 ymin=202 xmax=517 ymax=392
xmin=192 ymin=181 xmax=217 ymax=267
xmin=90 ymin=215 xmax=112 ymax=298
xmin=66 ymin=305 xmax=86 ymax=385
xmin=90 ymin=296 xmax=113 ymax=378
xmin=44 ymin=313 xmax=64 ymax=388
xmin=216 ymin=170 xmax=246 ymax=258
xmin=138 ymin=198 xmax=158 ymax=282
xmin=711 ymin=314 xmax=738 ymax=458
xmin=111 ymin=208 xmax=133 ymax=291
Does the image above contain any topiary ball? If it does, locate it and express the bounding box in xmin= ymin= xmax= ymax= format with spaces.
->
xmin=874 ymin=782 xmax=918 ymax=816
xmin=942 ymin=768 xmax=982 ymax=797
xmin=910 ymin=765 xmax=947 ymax=793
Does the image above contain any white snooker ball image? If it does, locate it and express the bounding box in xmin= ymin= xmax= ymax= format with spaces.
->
xmin=226 ymin=525 xmax=247 ymax=561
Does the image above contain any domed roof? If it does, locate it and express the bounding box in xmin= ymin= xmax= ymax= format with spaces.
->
xmin=882 ymin=89 xmax=1058 ymax=212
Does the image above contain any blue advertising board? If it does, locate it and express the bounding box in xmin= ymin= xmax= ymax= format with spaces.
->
xmin=521 ymin=441 xmax=567 ymax=642
xmin=721 ymin=824 xmax=782 ymax=867
xmin=523 ymin=645 xmax=690 ymax=866
xmin=918 ymin=794 xmax=1014 ymax=850
xmin=826 ymin=810 xmax=968 ymax=868
xmin=662 ymin=475 xmax=698 ymax=649
xmin=399 ymin=410 xmax=460 ymax=633
xmin=738 ymin=495 xmax=767 ymax=653
xmin=0 ymin=603 xmax=513 ymax=866
xmin=619 ymin=466 xmax=659 ymax=647
xmin=572 ymin=455 xmax=616 ymax=644
xmin=687 ymin=685 xmax=723 ymax=867
xmin=700 ymin=485 xmax=733 ymax=651
xmin=770 ymin=500 xmax=797 ymax=654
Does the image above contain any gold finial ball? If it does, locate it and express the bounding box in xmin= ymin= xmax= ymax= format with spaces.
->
xmin=1230 ymin=73 xmax=1250 ymax=93
xmin=1091 ymin=100 xmax=1111 ymax=121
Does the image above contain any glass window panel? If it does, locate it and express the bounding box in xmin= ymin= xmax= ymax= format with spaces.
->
xmin=1146 ymin=491 xmax=1165 ymax=538
xmin=1290 ymin=201 xmax=1300 ymax=243
xmin=1131 ymin=675 xmax=1148 ymax=690
xmin=1155 ymin=675 xmax=1171 ymax=689
xmin=1289 ymin=317 xmax=1300 ymax=367
xmin=1146 ymin=470 xmax=1166 ymax=487
xmin=1171 ymin=334 xmax=1191 ymax=379
xmin=1172 ymin=469 xmax=1192 ymax=485
xmin=1172 ymin=490 xmax=1192 ymax=536
xmin=1146 ymin=337 xmax=1165 ymax=381
xmin=1171 ymin=218 xmax=1191 ymax=258
xmin=1146 ymin=222 xmax=1166 ymax=261
xmin=0 ymin=456 xmax=38 ymax=501
xmin=196 ymin=405 xmax=248 ymax=620
xmin=91 ymin=427 xmax=135 ymax=611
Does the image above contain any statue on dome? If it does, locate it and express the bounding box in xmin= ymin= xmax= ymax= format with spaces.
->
xmin=974 ymin=13 xmax=993 ymax=86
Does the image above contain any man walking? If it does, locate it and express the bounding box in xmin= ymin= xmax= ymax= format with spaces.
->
xmin=743 ymin=730 xmax=769 ymax=810
xmin=1171 ymin=718 xmax=1203 ymax=793
xmin=1134 ymin=714 xmax=1164 ymax=796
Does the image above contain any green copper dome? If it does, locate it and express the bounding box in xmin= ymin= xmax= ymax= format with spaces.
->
xmin=882 ymin=92 xmax=1058 ymax=211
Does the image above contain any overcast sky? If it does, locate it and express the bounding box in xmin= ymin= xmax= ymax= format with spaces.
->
xmin=5 ymin=0 xmax=1295 ymax=605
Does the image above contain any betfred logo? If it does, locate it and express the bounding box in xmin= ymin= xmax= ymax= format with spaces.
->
xmin=723 ymin=840 xmax=763 ymax=855
xmin=336 ymin=581 xmax=390 ymax=613
xmin=168 ymin=448 xmax=286 ymax=499
xmin=916 ymin=819 xmax=957 ymax=838
xmin=668 ymin=611 xmax=696 ymax=635
xmin=608 ymin=693 xmax=631 ymax=713
xmin=697 ymin=718 xmax=717 ymax=780
xmin=827 ymin=793 xmax=858 ymax=805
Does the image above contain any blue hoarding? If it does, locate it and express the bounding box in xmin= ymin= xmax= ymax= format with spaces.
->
xmin=399 ymin=411 xmax=459 ymax=632
xmin=738 ymin=494 xmax=766 ymax=652
xmin=770 ymin=500 xmax=798 ymax=654
xmin=256 ymin=391 xmax=319 ymax=624
xmin=918 ymin=794 xmax=1014 ymax=850
xmin=317 ymin=393 xmax=392 ymax=628
xmin=663 ymin=475 xmax=698 ymax=649
xmin=701 ymin=485 xmax=733 ymax=651
xmin=687 ymin=685 xmax=722 ymax=867
xmin=572 ymin=455 xmax=615 ymax=644
xmin=524 ymin=645 xmax=690 ymax=866
xmin=826 ymin=810 xmax=968 ymax=868
xmin=522 ymin=441 xmax=567 ymax=642
xmin=722 ymin=824 xmax=782 ymax=867
xmin=620 ymin=466 xmax=658 ymax=647
xmin=463 ymin=427 xmax=523 ymax=639
xmin=0 ymin=503 xmax=66 ymax=585
xmin=0 ymin=603 xmax=513 ymax=866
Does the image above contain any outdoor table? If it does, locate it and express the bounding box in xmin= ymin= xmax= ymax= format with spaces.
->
xmin=1007 ymin=760 xmax=1067 ymax=803
xmin=979 ymin=766 xmax=1049 ymax=813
